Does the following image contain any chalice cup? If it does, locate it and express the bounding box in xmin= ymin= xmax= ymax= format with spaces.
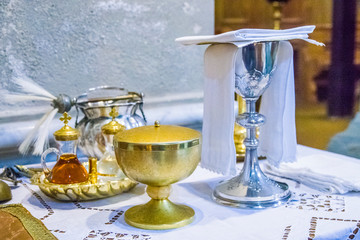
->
xmin=213 ymin=41 xmax=291 ymax=208
xmin=114 ymin=122 xmax=201 ymax=229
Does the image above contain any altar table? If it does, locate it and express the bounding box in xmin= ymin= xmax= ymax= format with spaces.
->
xmin=4 ymin=145 xmax=360 ymax=240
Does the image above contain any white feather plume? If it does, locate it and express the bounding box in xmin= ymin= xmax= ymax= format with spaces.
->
xmin=4 ymin=77 xmax=61 ymax=155
xmin=19 ymin=108 xmax=58 ymax=154
xmin=13 ymin=77 xmax=56 ymax=100
xmin=33 ymin=108 xmax=58 ymax=155
xmin=3 ymin=92 xmax=54 ymax=102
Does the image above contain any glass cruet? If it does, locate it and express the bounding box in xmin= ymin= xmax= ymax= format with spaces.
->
xmin=41 ymin=112 xmax=88 ymax=184
xmin=97 ymin=108 xmax=126 ymax=179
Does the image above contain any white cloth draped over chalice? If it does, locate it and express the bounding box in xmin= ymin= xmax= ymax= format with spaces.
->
xmin=176 ymin=26 xmax=324 ymax=176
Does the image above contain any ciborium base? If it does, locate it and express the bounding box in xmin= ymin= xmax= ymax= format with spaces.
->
xmin=212 ymin=174 xmax=291 ymax=209
xmin=125 ymin=199 xmax=195 ymax=230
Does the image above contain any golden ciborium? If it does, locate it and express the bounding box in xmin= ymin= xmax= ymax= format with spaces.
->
xmin=114 ymin=121 xmax=201 ymax=230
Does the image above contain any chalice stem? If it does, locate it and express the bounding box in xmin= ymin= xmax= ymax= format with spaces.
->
xmin=241 ymin=99 xmax=267 ymax=183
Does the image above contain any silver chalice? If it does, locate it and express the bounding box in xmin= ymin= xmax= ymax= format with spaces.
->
xmin=213 ymin=41 xmax=291 ymax=208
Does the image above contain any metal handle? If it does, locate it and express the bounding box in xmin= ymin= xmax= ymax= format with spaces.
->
xmin=41 ymin=148 xmax=59 ymax=175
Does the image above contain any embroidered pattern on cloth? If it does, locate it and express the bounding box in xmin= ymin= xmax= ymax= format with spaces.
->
xmin=50 ymin=229 xmax=66 ymax=234
xmin=286 ymin=192 xmax=345 ymax=212
xmin=17 ymin=166 xmax=357 ymax=240
xmin=308 ymin=217 xmax=360 ymax=240
xmin=73 ymin=201 xmax=124 ymax=225
xmin=83 ymin=230 xmax=152 ymax=240
xmin=23 ymin=182 xmax=137 ymax=238
xmin=281 ymin=225 xmax=292 ymax=240
xmin=22 ymin=183 xmax=55 ymax=220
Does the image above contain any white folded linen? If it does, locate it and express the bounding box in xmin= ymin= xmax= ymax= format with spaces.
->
xmin=175 ymin=25 xmax=324 ymax=46
xmin=176 ymin=26 xmax=323 ymax=175
xmin=264 ymin=154 xmax=360 ymax=194
xmin=201 ymin=43 xmax=238 ymax=175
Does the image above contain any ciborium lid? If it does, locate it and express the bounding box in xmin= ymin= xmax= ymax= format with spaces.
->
xmin=114 ymin=121 xmax=201 ymax=151
xmin=53 ymin=112 xmax=79 ymax=141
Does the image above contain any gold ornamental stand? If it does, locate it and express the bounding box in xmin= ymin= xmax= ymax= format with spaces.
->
xmin=234 ymin=95 xmax=247 ymax=161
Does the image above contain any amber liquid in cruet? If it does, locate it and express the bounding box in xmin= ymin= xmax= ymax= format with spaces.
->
xmin=49 ymin=153 xmax=89 ymax=184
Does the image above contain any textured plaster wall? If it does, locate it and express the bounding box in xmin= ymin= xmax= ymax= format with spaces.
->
xmin=0 ymin=0 xmax=213 ymax=118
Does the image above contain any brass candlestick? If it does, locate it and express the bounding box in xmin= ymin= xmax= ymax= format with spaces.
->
xmin=234 ymin=95 xmax=247 ymax=161
xmin=272 ymin=1 xmax=282 ymax=30
xmin=266 ymin=0 xmax=290 ymax=30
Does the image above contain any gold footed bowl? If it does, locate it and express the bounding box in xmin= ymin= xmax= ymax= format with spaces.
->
xmin=114 ymin=121 xmax=201 ymax=230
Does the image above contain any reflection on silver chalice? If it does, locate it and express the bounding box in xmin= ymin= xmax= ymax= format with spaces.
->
xmin=213 ymin=41 xmax=291 ymax=208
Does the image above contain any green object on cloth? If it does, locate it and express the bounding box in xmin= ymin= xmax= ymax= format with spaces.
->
xmin=328 ymin=113 xmax=360 ymax=159
xmin=0 ymin=180 xmax=11 ymax=202
xmin=0 ymin=204 xmax=57 ymax=240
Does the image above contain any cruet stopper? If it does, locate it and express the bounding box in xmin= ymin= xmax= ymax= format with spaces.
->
xmin=101 ymin=108 xmax=126 ymax=135
xmin=53 ymin=112 xmax=79 ymax=141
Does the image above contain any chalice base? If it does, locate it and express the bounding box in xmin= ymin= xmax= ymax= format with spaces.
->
xmin=213 ymin=175 xmax=291 ymax=209
xmin=125 ymin=199 xmax=195 ymax=230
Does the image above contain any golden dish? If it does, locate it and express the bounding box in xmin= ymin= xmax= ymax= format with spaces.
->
xmin=31 ymin=172 xmax=137 ymax=202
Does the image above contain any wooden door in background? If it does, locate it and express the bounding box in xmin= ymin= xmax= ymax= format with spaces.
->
xmin=215 ymin=0 xmax=360 ymax=105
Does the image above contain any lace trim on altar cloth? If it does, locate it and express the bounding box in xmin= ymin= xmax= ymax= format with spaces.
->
xmin=286 ymin=192 xmax=345 ymax=212
xmin=84 ymin=230 xmax=152 ymax=240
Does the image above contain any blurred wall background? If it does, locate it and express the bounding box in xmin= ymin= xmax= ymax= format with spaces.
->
xmin=0 ymin=0 xmax=213 ymax=162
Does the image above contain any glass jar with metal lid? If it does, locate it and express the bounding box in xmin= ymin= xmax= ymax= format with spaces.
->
xmin=75 ymin=86 xmax=146 ymax=158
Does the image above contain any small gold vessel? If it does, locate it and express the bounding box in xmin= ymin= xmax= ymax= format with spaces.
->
xmin=41 ymin=112 xmax=88 ymax=184
xmin=114 ymin=121 xmax=201 ymax=230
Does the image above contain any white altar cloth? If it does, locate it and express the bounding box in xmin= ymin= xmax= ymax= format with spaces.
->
xmin=5 ymin=145 xmax=360 ymax=240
